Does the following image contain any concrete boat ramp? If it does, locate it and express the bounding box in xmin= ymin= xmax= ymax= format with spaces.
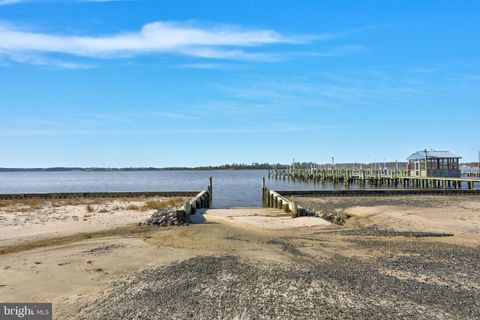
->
xmin=193 ymin=207 xmax=331 ymax=230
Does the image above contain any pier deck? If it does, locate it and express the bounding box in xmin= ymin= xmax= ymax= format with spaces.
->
xmin=269 ymin=169 xmax=480 ymax=190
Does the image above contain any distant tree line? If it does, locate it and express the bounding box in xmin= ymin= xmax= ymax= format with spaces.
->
xmin=0 ymin=164 xmax=286 ymax=172
xmin=188 ymin=163 xmax=288 ymax=170
xmin=4 ymin=161 xmax=479 ymax=172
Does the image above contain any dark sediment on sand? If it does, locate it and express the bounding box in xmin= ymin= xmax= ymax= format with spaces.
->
xmin=76 ymin=226 xmax=480 ymax=320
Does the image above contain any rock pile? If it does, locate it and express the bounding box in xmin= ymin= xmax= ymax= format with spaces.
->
xmin=146 ymin=208 xmax=190 ymax=226
xmin=320 ymin=209 xmax=351 ymax=225
xmin=305 ymin=208 xmax=351 ymax=225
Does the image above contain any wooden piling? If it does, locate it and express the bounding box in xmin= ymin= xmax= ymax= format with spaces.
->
xmin=291 ymin=201 xmax=298 ymax=218
xmin=262 ymin=177 xmax=266 ymax=205
xmin=208 ymin=177 xmax=213 ymax=208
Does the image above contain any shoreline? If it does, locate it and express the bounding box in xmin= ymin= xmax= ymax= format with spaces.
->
xmin=0 ymin=196 xmax=185 ymax=247
xmin=1 ymin=195 xmax=479 ymax=319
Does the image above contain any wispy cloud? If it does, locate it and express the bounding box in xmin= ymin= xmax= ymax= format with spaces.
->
xmin=0 ymin=125 xmax=356 ymax=137
xmin=1 ymin=107 xmax=358 ymax=138
xmin=1 ymin=110 xmax=200 ymax=135
xmin=147 ymin=111 xmax=198 ymax=120
xmin=79 ymin=0 xmax=128 ymax=2
xmin=0 ymin=0 xmax=127 ymax=4
xmin=0 ymin=0 xmax=22 ymax=5
xmin=0 ymin=21 xmax=300 ymax=60
xmin=178 ymin=63 xmax=233 ymax=70
xmin=4 ymin=52 xmax=95 ymax=69
xmin=0 ymin=20 xmax=379 ymax=68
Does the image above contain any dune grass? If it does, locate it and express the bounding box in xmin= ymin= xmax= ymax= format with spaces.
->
xmin=125 ymin=204 xmax=141 ymax=211
xmin=0 ymin=196 xmax=186 ymax=213
xmin=141 ymin=197 xmax=184 ymax=211
xmin=0 ymin=198 xmax=44 ymax=210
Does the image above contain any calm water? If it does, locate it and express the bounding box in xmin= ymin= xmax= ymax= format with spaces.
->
xmin=0 ymin=170 xmax=478 ymax=208
xmin=0 ymin=170 xmax=266 ymax=208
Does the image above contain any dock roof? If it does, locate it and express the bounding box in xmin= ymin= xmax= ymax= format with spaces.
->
xmin=408 ymin=150 xmax=461 ymax=160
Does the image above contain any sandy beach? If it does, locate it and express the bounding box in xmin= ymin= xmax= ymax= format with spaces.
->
xmin=1 ymin=195 xmax=479 ymax=319
xmin=294 ymin=195 xmax=480 ymax=245
xmin=0 ymin=196 xmax=186 ymax=247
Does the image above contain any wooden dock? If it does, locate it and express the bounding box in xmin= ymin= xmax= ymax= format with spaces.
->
xmin=277 ymin=189 xmax=480 ymax=197
xmin=262 ymin=178 xmax=304 ymax=217
xmin=268 ymin=168 xmax=480 ymax=190
xmin=182 ymin=177 xmax=213 ymax=215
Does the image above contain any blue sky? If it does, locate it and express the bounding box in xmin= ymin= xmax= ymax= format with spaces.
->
xmin=0 ymin=0 xmax=479 ymax=167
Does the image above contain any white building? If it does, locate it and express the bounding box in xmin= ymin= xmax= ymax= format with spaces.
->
xmin=407 ymin=150 xmax=461 ymax=177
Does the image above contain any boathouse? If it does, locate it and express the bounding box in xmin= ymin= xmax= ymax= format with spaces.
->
xmin=407 ymin=150 xmax=461 ymax=177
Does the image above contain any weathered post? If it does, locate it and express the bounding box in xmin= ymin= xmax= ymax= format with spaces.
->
xmin=183 ymin=202 xmax=192 ymax=224
xmin=262 ymin=177 xmax=266 ymax=205
xmin=291 ymin=201 xmax=298 ymax=218
xmin=208 ymin=177 xmax=213 ymax=208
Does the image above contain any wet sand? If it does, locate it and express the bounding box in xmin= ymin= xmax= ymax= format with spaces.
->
xmin=201 ymin=207 xmax=331 ymax=229
xmin=294 ymin=195 xmax=480 ymax=246
xmin=0 ymin=195 xmax=479 ymax=319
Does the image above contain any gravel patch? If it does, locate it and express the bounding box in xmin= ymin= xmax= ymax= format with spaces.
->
xmin=76 ymin=237 xmax=480 ymax=320
xmin=295 ymin=195 xmax=478 ymax=211
xmin=340 ymin=225 xmax=453 ymax=238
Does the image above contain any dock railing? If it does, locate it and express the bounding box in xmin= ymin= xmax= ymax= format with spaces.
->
xmin=181 ymin=189 xmax=211 ymax=216
xmin=262 ymin=178 xmax=305 ymax=218
xmin=262 ymin=187 xmax=305 ymax=218
xmin=179 ymin=177 xmax=213 ymax=217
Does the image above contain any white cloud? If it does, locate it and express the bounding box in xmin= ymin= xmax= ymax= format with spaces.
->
xmin=0 ymin=21 xmax=299 ymax=61
xmin=0 ymin=0 xmax=22 ymax=5
xmin=178 ymin=63 xmax=231 ymax=70
xmin=4 ymin=52 xmax=94 ymax=69
xmin=0 ymin=125 xmax=355 ymax=137
xmin=0 ymin=0 xmax=126 ymax=4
